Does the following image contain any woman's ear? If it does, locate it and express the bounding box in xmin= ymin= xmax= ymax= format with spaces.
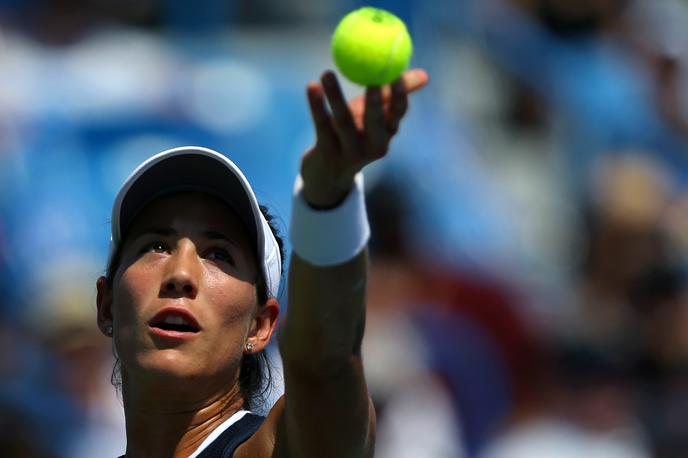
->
xmin=96 ymin=276 xmax=114 ymax=337
xmin=245 ymin=298 xmax=280 ymax=354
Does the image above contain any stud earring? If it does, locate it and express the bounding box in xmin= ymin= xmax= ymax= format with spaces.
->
xmin=245 ymin=342 xmax=254 ymax=353
xmin=105 ymin=324 xmax=113 ymax=336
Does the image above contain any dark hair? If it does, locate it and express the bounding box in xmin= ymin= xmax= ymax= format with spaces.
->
xmin=238 ymin=205 xmax=285 ymax=408
xmin=105 ymin=203 xmax=285 ymax=410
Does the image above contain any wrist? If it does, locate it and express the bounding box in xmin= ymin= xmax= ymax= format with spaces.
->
xmin=300 ymin=176 xmax=355 ymax=210
xmin=290 ymin=172 xmax=370 ymax=266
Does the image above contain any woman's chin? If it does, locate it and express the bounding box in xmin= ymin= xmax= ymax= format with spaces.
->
xmin=125 ymin=349 xmax=236 ymax=395
xmin=132 ymin=351 xmax=210 ymax=384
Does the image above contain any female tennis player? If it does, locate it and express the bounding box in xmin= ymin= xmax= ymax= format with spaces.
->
xmin=96 ymin=68 xmax=428 ymax=458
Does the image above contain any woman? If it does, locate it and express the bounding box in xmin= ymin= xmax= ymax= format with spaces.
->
xmin=96 ymin=68 xmax=429 ymax=458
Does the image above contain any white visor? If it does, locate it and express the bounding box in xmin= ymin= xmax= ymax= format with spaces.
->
xmin=110 ymin=146 xmax=281 ymax=298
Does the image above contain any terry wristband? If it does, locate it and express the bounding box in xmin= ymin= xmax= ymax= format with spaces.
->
xmin=290 ymin=172 xmax=370 ymax=266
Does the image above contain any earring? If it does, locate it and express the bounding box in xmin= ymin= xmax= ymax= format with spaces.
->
xmin=245 ymin=342 xmax=254 ymax=353
xmin=105 ymin=324 xmax=113 ymax=336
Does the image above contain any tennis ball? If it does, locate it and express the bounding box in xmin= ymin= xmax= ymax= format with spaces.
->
xmin=331 ymin=7 xmax=413 ymax=86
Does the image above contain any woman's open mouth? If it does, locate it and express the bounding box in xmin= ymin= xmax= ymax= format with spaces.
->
xmin=148 ymin=307 xmax=201 ymax=339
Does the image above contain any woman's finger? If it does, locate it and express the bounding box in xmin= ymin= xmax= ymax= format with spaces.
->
xmin=345 ymin=68 xmax=430 ymax=124
xmin=402 ymin=68 xmax=430 ymax=92
xmin=380 ymin=68 xmax=430 ymax=101
xmin=306 ymin=82 xmax=338 ymax=148
xmin=321 ymin=71 xmax=358 ymax=142
xmin=387 ymin=78 xmax=408 ymax=135
xmin=364 ymin=86 xmax=388 ymax=157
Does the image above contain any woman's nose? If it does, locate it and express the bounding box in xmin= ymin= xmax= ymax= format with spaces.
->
xmin=160 ymin=241 xmax=199 ymax=299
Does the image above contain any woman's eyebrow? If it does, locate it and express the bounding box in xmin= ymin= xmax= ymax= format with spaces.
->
xmin=140 ymin=227 xmax=177 ymax=237
xmin=202 ymin=230 xmax=237 ymax=245
xmin=131 ymin=228 xmax=239 ymax=247
xmin=127 ymin=227 xmax=176 ymax=243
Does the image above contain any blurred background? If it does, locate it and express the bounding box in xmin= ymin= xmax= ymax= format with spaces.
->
xmin=2 ymin=0 xmax=688 ymax=456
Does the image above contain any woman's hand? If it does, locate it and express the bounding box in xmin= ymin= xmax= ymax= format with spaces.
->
xmin=300 ymin=68 xmax=429 ymax=208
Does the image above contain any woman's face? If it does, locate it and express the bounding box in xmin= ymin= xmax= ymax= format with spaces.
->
xmin=97 ymin=192 xmax=272 ymax=392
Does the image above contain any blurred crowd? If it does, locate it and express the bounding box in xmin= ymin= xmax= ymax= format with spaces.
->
xmin=2 ymin=0 xmax=688 ymax=456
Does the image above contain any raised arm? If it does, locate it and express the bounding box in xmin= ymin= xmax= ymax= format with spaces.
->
xmin=277 ymin=69 xmax=428 ymax=458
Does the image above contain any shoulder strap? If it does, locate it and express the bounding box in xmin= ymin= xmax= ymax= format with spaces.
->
xmin=196 ymin=413 xmax=265 ymax=458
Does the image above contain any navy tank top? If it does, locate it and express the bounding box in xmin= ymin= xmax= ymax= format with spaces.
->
xmin=116 ymin=413 xmax=265 ymax=458
xmin=196 ymin=413 xmax=265 ymax=458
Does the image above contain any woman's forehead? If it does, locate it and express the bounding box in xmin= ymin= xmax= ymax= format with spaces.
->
xmin=126 ymin=191 xmax=252 ymax=244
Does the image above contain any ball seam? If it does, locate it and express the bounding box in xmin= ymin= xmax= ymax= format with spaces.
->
xmin=374 ymin=28 xmax=407 ymax=84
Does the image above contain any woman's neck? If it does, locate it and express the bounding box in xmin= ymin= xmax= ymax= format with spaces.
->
xmin=121 ymin=380 xmax=245 ymax=458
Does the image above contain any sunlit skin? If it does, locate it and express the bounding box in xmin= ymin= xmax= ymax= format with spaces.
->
xmin=96 ymin=192 xmax=279 ymax=457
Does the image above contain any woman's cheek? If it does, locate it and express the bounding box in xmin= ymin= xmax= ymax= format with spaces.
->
xmin=215 ymin=283 xmax=257 ymax=326
xmin=120 ymin=262 xmax=160 ymax=307
xmin=113 ymin=266 xmax=158 ymax=339
xmin=204 ymin=267 xmax=256 ymax=317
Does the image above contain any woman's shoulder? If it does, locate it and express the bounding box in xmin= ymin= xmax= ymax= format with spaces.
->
xmin=114 ymin=409 xmax=272 ymax=458
xmin=232 ymin=396 xmax=287 ymax=458
xmin=196 ymin=411 xmax=267 ymax=458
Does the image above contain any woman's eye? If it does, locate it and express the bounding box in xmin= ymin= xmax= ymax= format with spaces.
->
xmin=206 ymin=248 xmax=234 ymax=264
xmin=141 ymin=241 xmax=169 ymax=254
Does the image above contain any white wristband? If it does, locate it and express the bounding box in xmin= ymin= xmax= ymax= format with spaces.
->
xmin=290 ymin=173 xmax=370 ymax=266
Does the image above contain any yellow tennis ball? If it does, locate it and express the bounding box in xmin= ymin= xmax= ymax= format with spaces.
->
xmin=331 ymin=7 xmax=413 ymax=86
